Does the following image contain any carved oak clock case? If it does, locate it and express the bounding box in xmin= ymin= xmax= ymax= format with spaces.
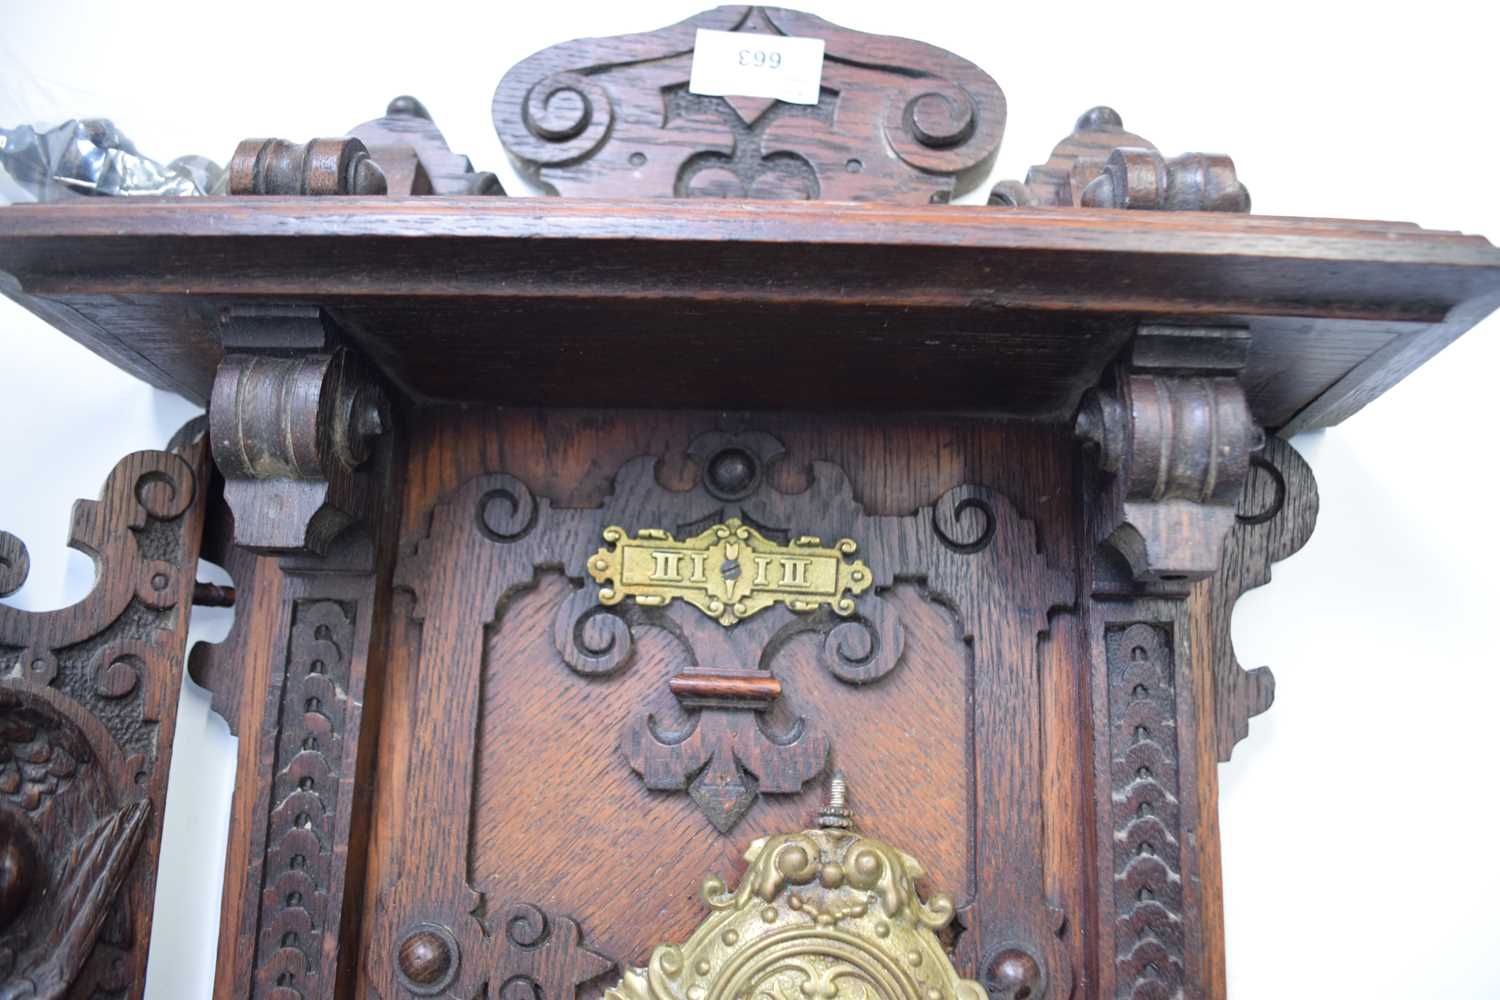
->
xmin=0 ymin=6 xmax=1495 ymax=1000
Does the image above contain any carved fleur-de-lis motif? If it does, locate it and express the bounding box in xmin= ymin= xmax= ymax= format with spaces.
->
xmin=621 ymin=685 xmax=829 ymax=834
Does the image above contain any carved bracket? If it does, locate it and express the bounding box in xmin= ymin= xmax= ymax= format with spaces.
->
xmin=209 ymin=307 xmax=392 ymax=554
xmin=1078 ymin=325 xmax=1264 ymax=584
xmin=1208 ymin=436 xmax=1319 ymax=759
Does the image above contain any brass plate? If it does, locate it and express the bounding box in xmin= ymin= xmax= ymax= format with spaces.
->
xmin=587 ymin=518 xmax=871 ymax=626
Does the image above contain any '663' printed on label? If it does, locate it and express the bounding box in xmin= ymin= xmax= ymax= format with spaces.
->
xmin=689 ymin=28 xmax=826 ymax=106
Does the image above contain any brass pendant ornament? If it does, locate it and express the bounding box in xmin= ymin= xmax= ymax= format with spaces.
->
xmin=604 ymin=774 xmax=984 ymax=1000
xmin=587 ymin=518 xmax=872 ymax=626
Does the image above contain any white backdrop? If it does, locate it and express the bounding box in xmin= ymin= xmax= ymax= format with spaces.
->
xmin=2 ymin=1 xmax=1497 ymax=996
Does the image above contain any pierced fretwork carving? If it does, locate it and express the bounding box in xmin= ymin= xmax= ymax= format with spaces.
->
xmin=1106 ymin=623 xmax=1185 ymax=1000
xmin=991 ymin=106 xmax=1249 ymax=212
xmin=209 ymin=307 xmax=392 ymax=555
xmin=0 ymin=427 xmax=209 ymax=999
xmin=494 ymin=6 xmax=1005 ymax=202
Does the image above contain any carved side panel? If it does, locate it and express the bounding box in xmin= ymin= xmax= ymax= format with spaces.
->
xmin=1105 ymin=623 xmax=1184 ymax=1000
xmin=493 ymin=6 xmax=1005 ymax=202
xmin=0 ymin=428 xmax=209 ymax=999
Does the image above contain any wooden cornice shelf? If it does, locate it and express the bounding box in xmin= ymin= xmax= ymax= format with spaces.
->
xmin=3 ymin=197 xmax=1498 ymax=430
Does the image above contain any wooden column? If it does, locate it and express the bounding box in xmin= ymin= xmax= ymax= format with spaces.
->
xmin=191 ymin=308 xmax=402 ymax=1000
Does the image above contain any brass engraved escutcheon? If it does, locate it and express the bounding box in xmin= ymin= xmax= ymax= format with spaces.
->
xmin=587 ymin=517 xmax=872 ymax=626
xmin=604 ymin=774 xmax=985 ymax=1000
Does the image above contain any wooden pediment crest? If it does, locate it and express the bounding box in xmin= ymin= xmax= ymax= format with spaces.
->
xmin=493 ymin=6 xmax=1006 ymax=202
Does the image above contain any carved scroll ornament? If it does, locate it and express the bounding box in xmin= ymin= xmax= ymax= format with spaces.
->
xmin=210 ymin=308 xmax=392 ymax=554
xmin=494 ymin=6 xmax=1006 ymax=202
xmin=991 ymin=106 xmax=1249 ymax=212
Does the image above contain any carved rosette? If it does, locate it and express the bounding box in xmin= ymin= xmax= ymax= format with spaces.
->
xmin=605 ymin=824 xmax=984 ymax=1000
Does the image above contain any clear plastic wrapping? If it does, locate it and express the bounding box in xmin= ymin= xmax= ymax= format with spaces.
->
xmin=0 ymin=118 xmax=223 ymax=202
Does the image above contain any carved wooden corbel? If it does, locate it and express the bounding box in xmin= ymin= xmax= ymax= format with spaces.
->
xmin=1077 ymin=325 xmax=1263 ymax=584
xmin=209 ymin=307 xmax=392 ymax=555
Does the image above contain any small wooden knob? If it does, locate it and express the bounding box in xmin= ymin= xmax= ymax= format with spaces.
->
xmin=399 ymin=928 xmax=453 ymax=986
xmin=986 ymin=947 xmax=1042 ymax=1000
xmin=705 ymin=447 xmax=757 ymax=498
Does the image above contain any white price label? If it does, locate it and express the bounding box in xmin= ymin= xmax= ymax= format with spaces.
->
xmin=688 ymin=29 xmax=826 ymax=106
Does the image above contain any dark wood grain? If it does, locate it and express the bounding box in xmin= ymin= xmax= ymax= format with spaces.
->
xmin=353 ymin=408 xmax=1082 ymax=999
xmin=0 ymin=425 xmax=210 ymax=999
xmin=494 ymin=6 xmax=1004 ymax=202
xmin=349 ymin=96 xmax=503 ymax=197
xmin=189 ymin=402 xmax=402 ymax=1000
xmin=992 ymin=105 xmax=1248 ymax=212
xmin=2 ymin=9 xmax=1489 ymax=999
xmin=209 ymin=308 xmax=393 ymax=554
xmin=1 ymin=198 xmax=1496 ymax=430
xmin=1203 ymin=437 xmax=1319 ymax=761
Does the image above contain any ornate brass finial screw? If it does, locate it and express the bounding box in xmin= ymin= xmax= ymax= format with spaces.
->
xmin=602 ymin=768 xmax=986 ymax=1000
xmin=819 ymin=770 xmax=854 ymax=830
